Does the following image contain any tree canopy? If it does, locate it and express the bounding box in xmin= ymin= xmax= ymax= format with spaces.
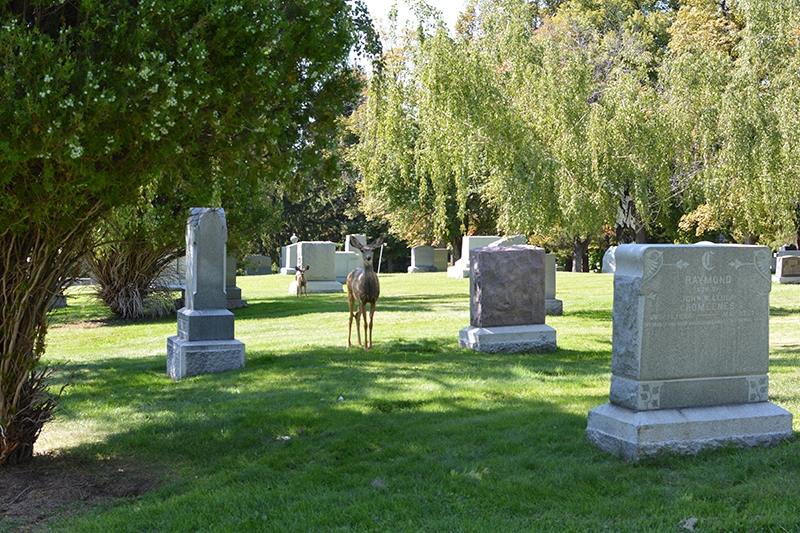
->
xmin=0 ymin=0 xmax=377 ymax=464
xmin=348 ymin=0 xmax=800 ymax=260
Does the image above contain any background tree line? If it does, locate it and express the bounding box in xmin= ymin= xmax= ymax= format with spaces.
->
xmin=346 ymin=0 xmax=800 ymax=269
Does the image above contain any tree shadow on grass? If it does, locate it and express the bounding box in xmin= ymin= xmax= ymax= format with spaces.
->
xmin=561 ymin=309 xmax=613 ymax=322
xmin=236 ymin=293 xmax=467 ymax=321
xmin=770 ymin=306 xmax=800 ymax=317
xmin=33 ymin=342 xmax=800 ymax=532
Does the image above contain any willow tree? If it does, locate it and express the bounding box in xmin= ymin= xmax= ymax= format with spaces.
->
xmin=349 ymin=0 xmax=557 ymax=259
xmin=659 ymin=0 xmax=742 ymax=241
xmin=707 ymin=0 xmax=800 ymax=245
xmin=774 ymin=5 xmax=800 ymax=247
xmin=534 ymin=0 xmax=680 ymax=245
xmin=0 ymin=0 xmax=376 ymax=465
xmin=348 ymin=6 xmax=496 ymax=259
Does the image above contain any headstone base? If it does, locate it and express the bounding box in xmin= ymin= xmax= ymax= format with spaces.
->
xmin=586 ymin=402 xmax=793 ymax=461
xmin=167 ymin=336 xmax=245 ymax=381
xmin=280 ymin=267 xmax=297 ymax=275
xmin=774 ymin=276 xmax=800 ymax=284
xmin=226 ymin=286 xmax=248 ymax=309
xmin=178 ymin=308 xmax=234 ymax=341
xmin=546 ymin=298 xmax=563 ymax=316
xmin=459 ymin=324 xmax=557 ymax=354
xmin=447 ymin=263 xmax=470 ymax=278
xmin=288 ymin=280 xmax=344 ymax=295
xmin=408 ymin=266 xmax=437 ymax=273
xmin=49 ymin=294 xmax=67 ymax=310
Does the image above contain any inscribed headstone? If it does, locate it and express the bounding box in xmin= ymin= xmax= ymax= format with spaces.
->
xmin=775 ymin=254 xmax=800 ymax=284
xmin=586 ymin=244 xmax=792 ymax=460
xmin=185 ymin=208 xmax=227 ymax=310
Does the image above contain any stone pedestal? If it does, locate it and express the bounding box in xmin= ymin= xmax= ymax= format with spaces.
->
xmin=459 ymin=324 xmax=556 ymax=354
xmin=167 ymin=208 xmax=245 ymax=381
xmin=588 ymin=403 xmax=793 ymax=461
xmin=458 ymin=245 xmax=556 ymax=353
xmin=587 ymin=244 xmax=792 ymax=460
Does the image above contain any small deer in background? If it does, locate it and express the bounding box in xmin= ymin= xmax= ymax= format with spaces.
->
xmin=295 ymin=265 xmax=309 ymax=297
xmin=346 ymin=236 xmax=384 ymax=349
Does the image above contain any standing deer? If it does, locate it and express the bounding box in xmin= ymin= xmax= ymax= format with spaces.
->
xmin=346 ymin=236 xmax=384 ymax=349
xmin=295 ymin=265 xmax=309 ymax=297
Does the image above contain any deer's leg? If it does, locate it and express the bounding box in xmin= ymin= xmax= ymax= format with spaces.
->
xmin=347 ymin=293 xmax=356 ymax=348
xmin=354 ymin=302 xmax=363 ymax=347
xmin=366 ymin=302 xmax=376 ymax=349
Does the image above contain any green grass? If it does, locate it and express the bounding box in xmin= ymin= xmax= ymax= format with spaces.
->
xmin=27 ymin=273 xmax=800 ymax=532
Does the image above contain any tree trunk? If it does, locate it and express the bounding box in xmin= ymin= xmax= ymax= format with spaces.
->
xmin=450 ymin=236 xmax=462 ymax=265
xmin=0 ymin=228 xmax=89 ymax=465
xmin=572 ymin=236 xmax=591 ymax=273
xmin=791 ymin=201 xmax=800 ymax=249
xmin=616 ymin=190 xmax=649 ymax=244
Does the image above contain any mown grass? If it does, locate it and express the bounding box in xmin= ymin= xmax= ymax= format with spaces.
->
xmin=24 ymin=272 xmax=800 ymax=532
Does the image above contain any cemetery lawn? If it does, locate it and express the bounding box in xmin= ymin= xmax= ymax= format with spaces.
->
xmin=5 ymin=272 xmax=800 ymax=532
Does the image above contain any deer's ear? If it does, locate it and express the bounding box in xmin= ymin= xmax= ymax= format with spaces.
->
xmin=371 ymin=236 xmax=384 ymax=248
xmin=349 ymin=235 xmax=363 ymax=249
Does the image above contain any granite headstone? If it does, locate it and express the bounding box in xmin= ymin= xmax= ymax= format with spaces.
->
xmin=586 ymin=244 xmax=792 ymax=460
xmin=459 ymin=245 xmax=557 ymax=353
xmin=167 ymin=208 xmax=245 ymax=381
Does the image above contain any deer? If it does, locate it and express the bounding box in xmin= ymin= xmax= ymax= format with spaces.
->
xmin=295 ymin=265 xmax=309 ymax=297
xmin=346 ymin=235 xmax=384 ymax=349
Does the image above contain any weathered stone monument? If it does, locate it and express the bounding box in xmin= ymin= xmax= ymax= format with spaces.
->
xmin=408 ymin=245 xmax=437 ymax=273
xmin=433 ymin=248 xmax=449 ymax=271
xmin=280 ymin=243 xmax=298 ymax=275
xmin=335 ymin=251 xmax=361 ymax=283
xmin=545 ymin=253 xmax=563 ymax=316
xmin=447 ymin=236 xmax=501 ymax=278
xmin=167 ymin=208 xmax=245 ymax=381
xmin=774 ymin=252 xmax=800 ymax=284
xmin=602 ymin=246 xmax=617 ymax=273
xmin=587 ymin=244 xmax=792 ymax=460
xmin=288 ymin=241 xmax=343 ymax=294
xmin=459 ymin=245 xmax=557 ymax=353
xmin=225 ymin=255 xmax=247 ymax=309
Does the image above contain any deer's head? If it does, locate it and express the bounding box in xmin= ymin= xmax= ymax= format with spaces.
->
xmin=350 ymin=236 xmax=384 ymax=266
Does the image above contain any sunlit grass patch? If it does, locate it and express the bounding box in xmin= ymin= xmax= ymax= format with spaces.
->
xmin=32 ymin=272 xmax=800 ymax=532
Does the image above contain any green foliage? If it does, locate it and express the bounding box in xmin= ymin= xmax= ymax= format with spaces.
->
xmin=0 ymin=0 xmax=378 ymax=463
xmin=349 ymin=0 xmax=800 ymax=251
